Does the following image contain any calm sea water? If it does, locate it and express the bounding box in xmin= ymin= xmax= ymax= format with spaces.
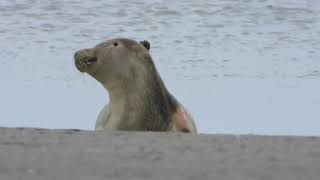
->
xmin=1 ymin=0 xmax=320 ymax=135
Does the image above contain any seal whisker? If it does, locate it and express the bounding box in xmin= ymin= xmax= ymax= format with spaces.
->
xmin=84 ymin=59 xmax=90 ymax=65
xmin=79 ymin=59 xmax=85 ymax=66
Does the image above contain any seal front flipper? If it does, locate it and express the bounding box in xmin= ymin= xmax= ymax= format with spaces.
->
xmin=95 ymin=104 xmax=111 ymax=130
xmin=140 ymin=40 xmax=150 ymax=51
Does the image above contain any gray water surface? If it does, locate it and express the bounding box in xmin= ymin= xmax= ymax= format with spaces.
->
xmin=1 ymin=0 xmax=320 ymax=135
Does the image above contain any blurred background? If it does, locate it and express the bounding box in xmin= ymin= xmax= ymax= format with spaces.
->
xmin=0 ymin=0 xmax=319 ymax=135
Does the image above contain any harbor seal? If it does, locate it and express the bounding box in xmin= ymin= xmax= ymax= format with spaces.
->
xmin=74 ymin=38 xmax=197 ymax=133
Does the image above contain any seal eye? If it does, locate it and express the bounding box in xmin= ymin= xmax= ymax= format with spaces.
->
xmin=113 ymin=42 xmax=118 ymax=47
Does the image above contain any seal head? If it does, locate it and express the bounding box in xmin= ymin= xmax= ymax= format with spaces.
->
xmin=74 ymin=39 xmax=150 ymax=86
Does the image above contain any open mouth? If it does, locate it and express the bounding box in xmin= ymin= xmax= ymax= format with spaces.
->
xmin=84 ymin=57 xmax=97 ymax=65
xmin=74 ymin=56 xmax=97 ymax=72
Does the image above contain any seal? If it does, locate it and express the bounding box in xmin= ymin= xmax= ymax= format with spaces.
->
xmin=74 ymin=38 xmax=197 ymax=133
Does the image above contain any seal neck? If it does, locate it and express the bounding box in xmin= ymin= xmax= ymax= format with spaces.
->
xmin=103 ymin=70 xmax=176 ymax=131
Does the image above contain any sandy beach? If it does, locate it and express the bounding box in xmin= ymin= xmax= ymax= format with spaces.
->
xmin=1 ymin=127 xmax=319 ymax=180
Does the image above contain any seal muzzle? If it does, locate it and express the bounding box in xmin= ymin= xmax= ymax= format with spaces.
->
xmin=74 ymin=50 xmax=97 ymax=72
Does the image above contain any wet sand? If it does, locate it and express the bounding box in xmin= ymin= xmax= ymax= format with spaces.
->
xmin=1 ymin=127 xmax=320 ymax=180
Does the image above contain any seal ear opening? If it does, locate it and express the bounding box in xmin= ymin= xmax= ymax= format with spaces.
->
xmin=140 ymin=40 xmax=150 ymax=51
